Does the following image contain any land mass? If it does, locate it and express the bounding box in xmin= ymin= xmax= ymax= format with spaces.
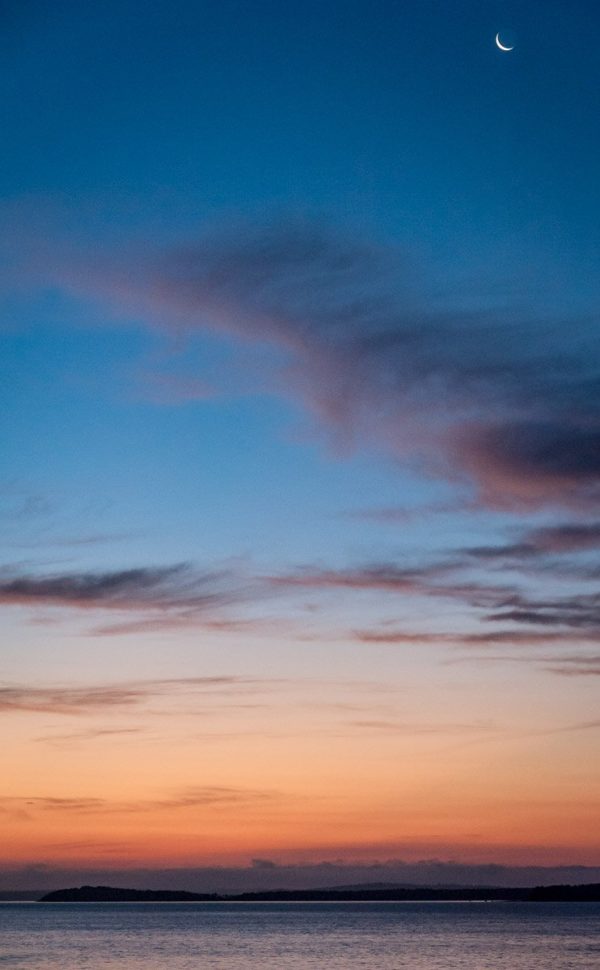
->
xmin=38 ymin=882 xmax=600 ymax=903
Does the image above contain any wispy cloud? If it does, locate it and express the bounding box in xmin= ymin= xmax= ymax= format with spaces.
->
xmin=347 ymin=719 xmax=497 ymax=736
xmin=3 ymin=551 xmax=597 ymax=652
xmin=34 ymin=727 xmax=142 ymax=745
xmin=271 ymin=563 xmax=514 ymax=609
xmin=458 ymin=520 xmax=600 ymax=570
xmin=9 ymin=531 xmax=142 ymax=550
xmin=539 ymin=718 xmax=600 ymax=732
xmin=541 ymin=655 xmax=600 ymax=677
xmin=53 ymin=218 xmax=600 ymax=509
xmin=486 ymin=592 xmax=600 ymax=630
xmin=523 ymin=521 xmax=600 ymax=553
xmin=345 ymin=499 xmax=472 ymax=523
xmin=0 ymin=676 xmax=269 ymax=716
xmin=0 ymin=786 xmax=279 ymax=820
xmin=90 ymin=615 xmax=269 ymax=637
xmin=0 ymin=564 xmax=219 ymax=609
xmin=449 ymin=652 xmax=600 ymax=678
xmin=356 ymin=627 xmax=600 ymax=648
xmin=0 ymin=562 xmax=262 ymax=632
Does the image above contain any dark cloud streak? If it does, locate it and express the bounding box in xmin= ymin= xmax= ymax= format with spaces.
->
xmin=0 ymin=786 xmax=278 ymax=819
xmin=0 ymin=676 xmax=270 ymax=716
xmin=100 ymin=219 xmax=600 ymax=509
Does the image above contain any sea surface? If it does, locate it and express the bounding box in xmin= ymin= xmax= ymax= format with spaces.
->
xmin=0 ymin=901 xmax=598 ymax=969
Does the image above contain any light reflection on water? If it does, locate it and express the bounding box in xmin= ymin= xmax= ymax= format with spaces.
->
xmin=0 ymin=901 xmax=599 ymax=969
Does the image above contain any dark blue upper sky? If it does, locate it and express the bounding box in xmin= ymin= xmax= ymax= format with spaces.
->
xmin=2 ymin=0 xmax=600 ymax=554
xmin=3 ymin=0 xmax=599 ymax=276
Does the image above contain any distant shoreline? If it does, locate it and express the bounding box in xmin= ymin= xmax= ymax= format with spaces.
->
xmin=35 ymin=883 xmax=600 ymax=904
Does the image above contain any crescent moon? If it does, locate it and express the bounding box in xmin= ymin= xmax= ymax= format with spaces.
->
xmin=495 ymin=33 xmax=514 ymax=52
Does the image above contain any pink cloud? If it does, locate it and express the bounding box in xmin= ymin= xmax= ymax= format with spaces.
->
xmin=9 ymin=215 xmax=600 ymax=509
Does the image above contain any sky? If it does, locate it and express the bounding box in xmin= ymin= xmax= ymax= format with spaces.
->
xmin=1 ymin=0 xmax=599 ymax=891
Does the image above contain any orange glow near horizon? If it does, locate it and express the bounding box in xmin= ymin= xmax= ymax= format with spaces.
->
xmin=2 ymin=652 xmax=599 ymax=873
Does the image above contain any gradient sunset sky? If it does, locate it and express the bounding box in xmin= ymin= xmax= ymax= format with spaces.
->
xmin=1 ymin=0 xmax=600 ymax=889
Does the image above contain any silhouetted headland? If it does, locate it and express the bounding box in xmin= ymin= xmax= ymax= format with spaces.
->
xmin=39 ymin=886 xmax=218 ymax=902
xmin=38 ymin=882 xmax=600 ymax=903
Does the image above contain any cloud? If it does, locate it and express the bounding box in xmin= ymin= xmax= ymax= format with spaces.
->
xmin=5 ymin=549 xmax=595 ymax=654
xmin=274 ymin=557 xmax=597 ymax=650
xmin=148 ymin=787 xmax=276 ymax=811
xmin=56 ymin=218 xmax=600 ymax=509
xmin=251 ymin=858 xmax=278 ymax=869
xmin=460 ymin=543 xmax=540 ymax=562
xmin=0 ymin=685 xmax=148 ymax=715
xmin=0 ymin=786 xmax=278 ymax=819
xmin=524 ymin=521 xmax=600 ymax=553
xmin=461 ymin=422 xmax=600 ymax=508
xmin=19 ymin=797 xmax=106 ymax=813
xmin=465 ymin=628 xmax=600 ymax=645
xmin=0 ymin=564 xmax=216 ymax=609
xmin=0 ymin=562 xmax=263 ymax=632
xmin=347 ymin=719 xmax=497 ymax=736
xmin=454 ymin=520 xmax=600 ymax=583
xmin=272 ymin=564 xmax=437 ymax=593
xmin=273 ymin=563 xmax=515 ymax=610
xmin=90 ymin=615 xmax=266 ymax=637
xmin=0 ymin=555 xmax=519 ymax=636
xmin=486 ymin=592 xmax=600 ymax=630
xmin=35 ymin=727 xmax=142 ymax=744
xmin=344 ymin=500 xmax=471 ymax=523
xmin=449 ymin=651 xmax=600 ymax=679
xmin=356 ymin=627 xmax=600 ymax=648
xmin=10 ymin=531 xmax=142 ymax=550
xmin=355 ymin=630 xmax=446 ymax=645
xmin=541 ymin=655 xmax=600 ymax=677
xmin=0 ymin=676 xmax=268 ymax=716
xmin=542 ymin=718 xmax=600 ymax=733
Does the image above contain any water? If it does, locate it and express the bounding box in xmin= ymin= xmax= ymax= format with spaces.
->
xmin=0 ymin=901 xmax=598 ymax=968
